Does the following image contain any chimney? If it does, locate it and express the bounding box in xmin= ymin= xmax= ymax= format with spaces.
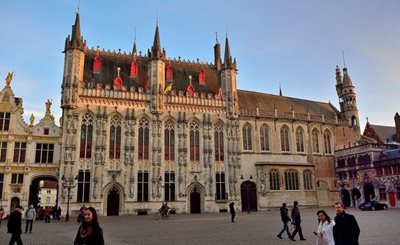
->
xmin=395 ymin=112 xmax=400 ymax=143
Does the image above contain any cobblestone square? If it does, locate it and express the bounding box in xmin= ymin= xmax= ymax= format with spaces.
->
xmin=1 ymin=207 xmax=399 ymax=245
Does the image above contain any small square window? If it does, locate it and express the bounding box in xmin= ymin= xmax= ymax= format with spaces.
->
xmin=44 ymin=128 xmax=49 ymax=135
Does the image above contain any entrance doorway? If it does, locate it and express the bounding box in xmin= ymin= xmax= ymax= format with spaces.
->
xmin=364 ymin=183 xmax=375 ymax=202
xmin=389 ymin=192 xmax=396 ymax=207
xmin=240 ymin=181 xmax=257 ymax=212
xmin=107 ymin=186 xmax=120 ymax=216
xmin=190 ymin=187 xmax=201 ymax=213
xmin=341 ymin=189 xmax=351 ymax=207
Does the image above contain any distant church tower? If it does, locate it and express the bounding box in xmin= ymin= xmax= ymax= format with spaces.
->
xmin=335 ymin=66 xmax=360 ymax=128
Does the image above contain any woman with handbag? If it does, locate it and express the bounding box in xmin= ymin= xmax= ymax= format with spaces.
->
xmin=74 ymin=206 xmax=104 ymax=245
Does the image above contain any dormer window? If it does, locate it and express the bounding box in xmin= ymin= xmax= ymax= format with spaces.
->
xmin=166 ymin=63 xmax=173 ymax=81
xmin=130 ymin=60 xmax=138 ymax=77
xmin=93 ymin=54 xmax=101 ymax=73
xmin=198 ymin=68 xmax=205 ymax=85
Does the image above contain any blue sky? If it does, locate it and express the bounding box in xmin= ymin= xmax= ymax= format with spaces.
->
xmin=1 ymin=0 xmax=399 ymax=128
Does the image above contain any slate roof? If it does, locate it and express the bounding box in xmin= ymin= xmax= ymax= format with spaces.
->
xmin=369 ymin=124 xmax=396 ymax=143
xmin=237 ymin=90 xmax=340 ymax=117
xmin=83 ymin=50 xmax=220 ymax=94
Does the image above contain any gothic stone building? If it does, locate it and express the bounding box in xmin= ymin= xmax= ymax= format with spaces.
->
xmin=58 ymin=12 xmax=360 ymax=216
xmin=0 ymin=75 xmax=62 ymax=214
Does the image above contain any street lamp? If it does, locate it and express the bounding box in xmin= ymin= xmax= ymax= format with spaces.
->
xmin=61 ymin=175 xmax=78 ymax=222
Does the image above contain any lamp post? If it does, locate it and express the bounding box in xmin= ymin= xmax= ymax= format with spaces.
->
xmin=61 ymin=175 xmax=78 ymax=222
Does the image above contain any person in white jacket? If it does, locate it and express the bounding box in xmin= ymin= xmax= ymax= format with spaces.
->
xmin=314 ymin=210 xmax=335 ymax=245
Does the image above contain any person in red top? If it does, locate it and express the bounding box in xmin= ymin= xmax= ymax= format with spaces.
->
xmin=0 ymin=206 xmax=5 ymax=227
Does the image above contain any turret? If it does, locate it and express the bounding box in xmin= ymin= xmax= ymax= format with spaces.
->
xmin=214 ymin=33 xmax=222 ymax=72
xmin=148 ymin=22 xmax=165 ymax=114
xmin=395 ymin=113 xmax=400 ymax=142
xmin=61 ymin=11 xmax=86 ymax=109
xmin=336 ymin=66 xmax=359 ymax=128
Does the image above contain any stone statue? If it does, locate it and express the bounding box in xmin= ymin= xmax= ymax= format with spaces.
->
xmin=29 ymin=114 xmax=35 ymax=126
xmin=45 ymin=99 xmax=52 ymax=113
xmin=5 ymin=72 xmax=14 ymax=86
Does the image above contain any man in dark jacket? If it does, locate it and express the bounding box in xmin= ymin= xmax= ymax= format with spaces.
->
xmin=290 ymin=201 xmax=306 ymax=241
xmin=7 ymin=205 xmax=24 ymax=245
xmin=229 ymin=202 xmax=235 ymax=222
xmin=277 ymin=203 xmax=291 ymax=239
xmin=333 ymin=202 xmax=360 ymax=245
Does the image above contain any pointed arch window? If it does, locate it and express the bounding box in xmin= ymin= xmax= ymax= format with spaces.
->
xmin=270 ymin=169 xmax=280 ymax=191
xmin=303 ymin=170 xmax=313 ymax=190
xmin=190 ymin=121 xmax=200 ymax=162
xmin=80 ymin=113 xmax=94 ymax=159
xmin=164 ymin=120 xmax=175 ymax=161
xmin=130 ymin=60 xmax=138 ymax=77
xmin=296 ymin=127 xmax=305 ymax=152
xmin=93 ymin=54 xmax=101 ymax=73
xmin=109 ymin=115 xmax=122 ymax=159
xmin=260 ymin=124 xmax=270 ymax=151
xmin=138 ymin=118 xmax=150 ymax=160
xmin=285 ymin=169 xmax=299 ymax=190
xmin=214 ymin=123 xmax=224 ymax=161
xmin=312 ymin=128 xmax=320 ymax=153
xmin=198 ymin=68 xmax=206 ymax=85
xmin=280 ymin=125 xmax=290 ymax=152
xmin=242 ymin=123 xmax=253 ymax=151
xmin=166 ymin=63 xmax=173 ymax=81
xmin=324 ymin=130 xmax=332 ymax=154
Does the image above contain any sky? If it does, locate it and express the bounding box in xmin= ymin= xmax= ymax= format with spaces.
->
xmin=0 ymin=0 xmax=399 ymax=128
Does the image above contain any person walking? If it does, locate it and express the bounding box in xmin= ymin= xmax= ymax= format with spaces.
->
xmin=7 ymin=205 xmax=24 ymax=245
xmin=229 ymin=202 xmax=235 ymax=222
xmin=74 ymin=206 xmax=104 ymax=245
xmin=290 ymin=201 xmax=306 ymax=241
xmin=314 ymin=210 xmax=335 ymax=245
xmin=57 ymin=206 xmax=62 ymax=221
xmin=24 ymin=204 xmax=36 ymax=233
xmin=277 ymin=203 xmax=292 ymax=239
xmin=333 ymin=202 xmax=360 ymax=245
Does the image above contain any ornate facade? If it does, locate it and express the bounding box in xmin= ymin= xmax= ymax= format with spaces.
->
xmin=0 ymin=74 xmax=62 ymax=213
xmin=55 ymin=12 xmax=362 ymax=216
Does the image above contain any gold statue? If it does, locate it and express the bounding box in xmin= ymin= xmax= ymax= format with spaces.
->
xmin=45 ymin=99 xmax=52 ymax=113
xmin=5 ymin=72 xmax=14 ymax=86
xmin=29 ymin=114 xmax=35 ymax=126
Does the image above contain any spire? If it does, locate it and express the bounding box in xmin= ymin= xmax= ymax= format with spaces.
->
xmin=224 ymin=34 xmax=232 ymax=67
xmin=151 ymin=22 xmax=162 ymax=59
xmin=342 ymin=67 xmax=353 ymax=86
xmin=65 ymin=11 xmax=85 ymax=51
xmin=279 ymin=83 xmax=282 ymax=96
xmin=132 ymin=30 xmax=137 ymax=59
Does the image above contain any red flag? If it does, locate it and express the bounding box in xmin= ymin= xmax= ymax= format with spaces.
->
xmin=113 ymin=76 xmax=124 ymax=91
xmin=186 ymin=81 xmax=195 ymax=96
xmin=216 ymin=87 xmax=223 ymax=100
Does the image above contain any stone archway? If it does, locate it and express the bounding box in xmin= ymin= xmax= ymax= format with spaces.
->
xmin=29 ymin=175 xmax=58 ymax=209
xmin=351 ymin=188 xmax=361 ymax=207
xmin=187 ymin=182 xmax=205 ymax=214
xmin=341 ymin=189 xmax=351 ymax=207
xmin=364 ymin=182 xmax=375 ymax=202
